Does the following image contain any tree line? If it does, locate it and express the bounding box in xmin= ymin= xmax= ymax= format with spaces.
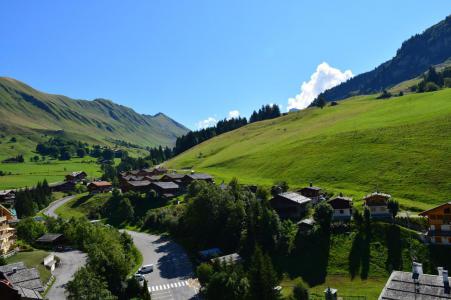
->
xmin=411 ymin=66 xmax=451 ymax=93
xmin=15 ymin=180 xmax=52 ymax=218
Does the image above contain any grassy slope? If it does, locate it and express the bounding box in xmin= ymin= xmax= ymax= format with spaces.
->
xmin=55 ymin=193 xmax=110 ymax=219
xmin=0 ymin=77 xmax=188 ymax=147
xmin=167 ymin=90 xmax=451 ymax=210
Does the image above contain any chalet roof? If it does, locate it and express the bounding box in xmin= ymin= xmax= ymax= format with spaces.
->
xmin=0 ymin=190 xmax=14 ymax=196
xmin=89 ymin=181 xmax=112 ymax=188
xmin=186 ymin=173 xmax=214 ymax=180
xmin=127 ymin=180 xmax=151 ymax=187
xmin=163 ymin=173 xmax=185 ymax=179
xmin=145 ymin=175 xmax=162 ymax=181
xmin=126 ymin=176 xmax=145 ymax=181
xmin=129 ymin=170 xmax=140 ymax=175
xmin=419 ymin=202 xmax=451 ymax=217
xmin=379 ymin=271 xmax=451 ymax=299
xmin=210 ymin=253 xmax=242 ymax=264
xmin=275 ymin=192 xmax=312 ymax=206
xmin=328 ymin=196 xmax=353 ymax=209
xmin=68 ymin=171 xmax=86 ymax=177
xmin=300 ymin=185 xmax=321 ymax=191
xmin=0 ymin=263 xmax=43 ymax=292
xmin=16 ymin=285 xmax=43 ymax=299
xmin=152 ymin=181 xmax=179 ymax=190
xmin=364 ymin=192 xmax=391 ymax=200
xmin=36 ymin=233 xmax=63 ymax=243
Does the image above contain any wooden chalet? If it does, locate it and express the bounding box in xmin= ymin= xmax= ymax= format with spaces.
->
xmin=0 ymin=190 xmax=15 ymax=206
xmin=363 ymin=192 xmax=391 ymax=219
xmin=419 ymin=202 xmax=451 ymax=245
xmin=270 ymin=192 xmax=311 ymax=219
xmin=49 ymin=181 xmax=75 ymax=192
xmin=298 ymin=183 xmax=322 ymax=204
xmin=161 ymin=173 xmax=185 ymax=184
xmin=328 ymin=194 xmax=353 ymax=221
xmin=65 ymin=171 xmax=87 ymax=182
xmin=0 ymin=204 xmax=16 ymax=255
xmin=122 ymin=180 xmax=152 ymax=193
xmin=87 ymin=181 xmax=112 ymax=194
xmin=150 ymin=181 xmax=180 ymax=198
xmin=182 ymin=173 xmax=214 ymax=185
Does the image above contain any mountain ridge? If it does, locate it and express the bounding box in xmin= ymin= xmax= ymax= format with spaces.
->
xmin=319 ymin=15 xmax=451 ymax=102
xmin=0 ymin=77 xmax=189 ymax=147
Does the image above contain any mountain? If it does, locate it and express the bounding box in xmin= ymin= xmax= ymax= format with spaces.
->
xmin=0 ymin=77 xmax=189 ymax=147
xmin=167 ymin=89 xmax=451 ymax=209
xmin=319 ymin=15 xmax=451 ymax=102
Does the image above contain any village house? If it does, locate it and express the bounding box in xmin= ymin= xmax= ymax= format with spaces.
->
xmin=0 ymin=190 xmax=15 ymax=206
xmin=0 ymin=204 xmax=16 ymax=255
xmin=35 ymin=233 xmax=66 ymax=249
xmin=141 ymin=167 xmax=168 ymax=176
xmin=328 ymin=194 xmax=353 ymax=221
xmin=363 ymin=192 xmax=392 ymax=219
xmin=379 ymin=262 xmax=450 ymax=299
xmin=0 ymin=278 xmax=43 ymax=300
xmin=65 ymin=171 xmax=87 ymax=182
xmin=270 ymin=192 xmax=311 ymax=219
xmin=121 ymin=180 xmax=152 ymax=193
xmin=48 ymin=181 xmax=75 ymax=193
xmin=150 ymin=181 xmax=180 ymax=198
xmin=419 ymin=202 xmax=451 ymax=245
xmin=161 ymin=173 xmax=185 ymax=184
xmin=298 ymin=183 xmax=323 ymax=204
xmin=87 ymin=181 xmax=112 ymax=194
xmin=182 ymin=173 xmax=215 ymax=185
xmin=0 ymin=262 xmax=43 ymax=294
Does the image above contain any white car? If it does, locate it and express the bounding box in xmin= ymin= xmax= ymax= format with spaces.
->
xmin=139 ymin=264 xmax=154 ymax=274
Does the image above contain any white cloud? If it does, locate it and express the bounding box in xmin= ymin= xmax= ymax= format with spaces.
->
xmin=196 ymin=117 xmax=217 ymax=129
xmin=287 ymin=62 xmax=353 ymax=110
xmin=227 ymin=110 xmax=240 ymax=120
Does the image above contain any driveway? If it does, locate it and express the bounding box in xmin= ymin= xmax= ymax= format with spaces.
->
xmin=42 ymin=195 xmax=86 ymax=299
xmin=42 ymin=195 xmax=75 ymax=218
xmin=126 ymin=231 xmax=199 ymax=300
xmin=46 ymin=250 xmax=87 ymax=300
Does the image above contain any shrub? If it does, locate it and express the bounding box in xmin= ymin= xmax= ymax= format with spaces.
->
xmin=292 ymin=277 xmax=309 ymax=300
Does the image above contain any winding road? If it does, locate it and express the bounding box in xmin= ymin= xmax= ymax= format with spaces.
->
xmin=42 ymin=195 xmax=199 ymax=299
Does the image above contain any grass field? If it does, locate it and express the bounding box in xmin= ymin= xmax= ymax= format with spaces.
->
xmin=6 ymin=250 xmax=52 ymax=284
xmin=167 ymin=89 xmax=451 ymax=211
xmin=55 ymin=192 xmax=110 ymax=219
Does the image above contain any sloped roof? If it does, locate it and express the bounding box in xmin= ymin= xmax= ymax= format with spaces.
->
xmin=186 ymin=173 xmax=214 ymax=180
xmin=36 ymin=233 xmax=63 ymax=243
xmin=328 ymin=196 xmax=353 ymax=209
xmin=127 ymin=180 xmax=151 ymax=187
xmin=89 ymin=181 xmax=112 ymax=187
xmin=379 ymin=271 xmax=451 ymax=299
xmin=163 ymin=173 xmax=185 ymax=179
xmin=419 ymin=202 xmax=451 ymax=216
xmin=276 ymin=192 xmax=311 ymax=205
xmin=152 ymin=181 xmax=179 ymax=190
xmin=364 ymin=192 xmax=391 ymax=200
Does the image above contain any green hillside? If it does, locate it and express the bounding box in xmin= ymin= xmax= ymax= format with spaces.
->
xmin=167 ymin=89 xmax=451 ymax=211
xmin=0 ymin=77 xmax=189 ymax=147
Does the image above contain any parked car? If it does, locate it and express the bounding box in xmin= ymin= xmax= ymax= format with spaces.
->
xmin=139 ymin=264 xmax=154 ymax=274
xmin=134 ymin=273 xmax=145 ymax=282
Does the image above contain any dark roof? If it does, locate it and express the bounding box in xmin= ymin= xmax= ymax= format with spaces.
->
xmin=15 ymin=285 xmax=43 ymax=299
xmin=152 ymin=181 xmax=179 ymax=190
xmin=275 ymin=192 xmax=311 ymax=205
xmin=0 ymin=263 xmax=43 ymax=292
xmin=301 ymin=186 xmax=321 ymax=191
xmin=186 ymin=173 xmax=214 ymax=180
xmin=379 ymin=270 xmax=451 ymax=299
xmin=36 ymin=233 xmax=63 ymax=243
xmin=163 ymin=173 xmax=185 ymax=179
xmin=364 ymin=192 xmax=391 ymax=200
xmin=328 ymin=196 xmax=353 ymax=209
xmin=124 ymin=175 xmax=145 ymax=181
xmin=127 ymin=180 xmax=151 ymax=187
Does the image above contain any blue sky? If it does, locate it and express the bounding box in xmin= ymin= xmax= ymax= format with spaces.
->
xmin=0 ymin=1 xmax=449 ymax=129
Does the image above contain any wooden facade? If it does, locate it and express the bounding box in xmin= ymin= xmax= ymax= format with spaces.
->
xmin=419 ymin=202 xmax=451 ymax=245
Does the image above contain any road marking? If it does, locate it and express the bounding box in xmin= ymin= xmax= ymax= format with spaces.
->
xmin=149 ymin=280 xmax=192 ymax=293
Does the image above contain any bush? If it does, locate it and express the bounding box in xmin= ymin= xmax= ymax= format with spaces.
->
xmin=444 ymin=77 xmax=451 ymax=88
xmin=425 ymin=81 xmax=440 ymax=92
xmin=292 ymin=277 xmax=309 ymax=300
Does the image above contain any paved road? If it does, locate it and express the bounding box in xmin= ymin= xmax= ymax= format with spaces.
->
xmin=126 ymin=231 xmax=199 ymax=300
xmin=46 ymin=250 xmax=87 ymax=300
xmin=42 ymin=195 xmax=75 ymax=218
xmin=42 ymin=195 xmax=86 ymax=300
